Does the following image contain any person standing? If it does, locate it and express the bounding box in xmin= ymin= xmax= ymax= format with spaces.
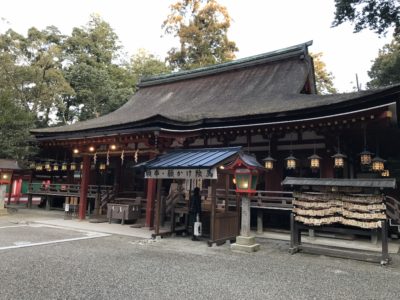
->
xmin=190 ymin=187 xmax=202 ymax=240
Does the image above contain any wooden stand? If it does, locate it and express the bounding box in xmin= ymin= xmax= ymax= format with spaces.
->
xmin=289 ymin=213 xmax=390 ymax=265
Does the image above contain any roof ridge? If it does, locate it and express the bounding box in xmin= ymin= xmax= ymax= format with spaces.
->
xmin=138 ymin=41 xmax=313 ymax=87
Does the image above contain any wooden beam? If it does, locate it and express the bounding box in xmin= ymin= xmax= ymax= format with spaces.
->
xmin=155 ymin=179 xmax=162 ymax=235
xmin=78 ymin=155 xmax=90 ymax=220
xmin=210 ymin=180 xmax=216 ymax=242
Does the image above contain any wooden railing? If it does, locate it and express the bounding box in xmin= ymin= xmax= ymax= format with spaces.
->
xmin=214 ymin=189 xmax=293 ymax=211
xmin=386 ymin=195 xmax=400 ymax=224
xmin=27 ymin=183 xmax=115 ymax=199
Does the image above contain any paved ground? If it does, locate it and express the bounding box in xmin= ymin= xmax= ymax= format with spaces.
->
xmin=1 ymin=209 xmax=400 ymax=299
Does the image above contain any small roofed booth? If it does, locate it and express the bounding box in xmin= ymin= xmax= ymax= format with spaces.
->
xmin=283 ymin=177 xmax=396 ymax=264
xmin=142 ymin=147 xmax=243 ymax=245
xmin=0 ymin=159 xmax=31 ymax=208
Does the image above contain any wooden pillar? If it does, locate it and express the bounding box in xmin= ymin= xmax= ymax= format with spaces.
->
xmin=79 ymin=155 xmax=90 ymax=220
xmin=7 ymin=171 xmax=14 ymax=205
xmin=146 ymin=179 xmax=156 ymax=228
xmin=154 ymin=179 xmax=162 ymax=235
xmin=257 ymin=209 xmax=263 ymax=234
xmin=15 ymin=179 xmax=22 ymax=204
xmin=321 ymin=155 xmax=334 ymax=178
xmin=27 ymin=174 xmax=33 ymax=208
xmin=145 ymin=153 xmax=157 ymax=228
xmin=381 ymin=220 xmax=389 ymax=263
xmin=210 ymin=180 xmax=217 ymax=242
xmin=225 ymin=173 xmax=230 ymax=213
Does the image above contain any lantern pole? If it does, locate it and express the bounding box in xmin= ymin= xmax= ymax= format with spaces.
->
xmin=231 ymin=192 xmax=260 ymax=252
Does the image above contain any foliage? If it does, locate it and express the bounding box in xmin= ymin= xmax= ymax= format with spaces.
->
xmin=0 ymin=15 xmax=169 ymax=126
xmin=0 ymin=81 xmax=36 ymax=160
xmin=311 ymin=52 xmax=337 ymax=94
xmin=162 ymin=0 xmax=238 ymax=70
xmin=0 ymin=27 xmax=75 ymax=127
xmin=130 ymin=49 xmax=171 ymax=80
xmin=332 ymin=0 xmax=400 ymax=35
xmin=368 ymin=34 xmax=400 ymax=87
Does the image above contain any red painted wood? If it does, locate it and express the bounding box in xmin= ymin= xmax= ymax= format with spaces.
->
xmin=145 ymin=179 xmax=156 ymax=228
xmin=79 ymin=155 xmax=90 ymax=220
xmin=145 ymin=152 xmax=157 ymax=228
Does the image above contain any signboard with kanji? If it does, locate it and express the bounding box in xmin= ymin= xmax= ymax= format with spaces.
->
xmin=144 ymin=168 xmax=217 ymax=179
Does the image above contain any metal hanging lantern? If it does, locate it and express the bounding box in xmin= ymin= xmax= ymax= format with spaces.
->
xmin=308 ymin=154 xmax=322 ymax=169
xmin=61 ymin=162 xmax=68 ymax=171
xmin=262 ymin=156 xmax=276 ymax=171
xmin=372 ymin=156 xmax=386 ymax=172
xmin=285 ymin=154 xmax=297 ymax=170
xmin=285 ymin=133 xmax=298 ymax=170
xmin=44 ymin=161 xmax=51 ymax=171
xmin=35 ymin=163 xmax=43 ymax=171
xmin=262 ymin=139 xmax=276 ymax=170
xmin=52 ymin=163 xmax=59 ymax=172
xmin=332 ymin=136 xmax=347 ymax=168
xmin=360 ymin=127 xmax=372 ymax=165
xmin=332 ymin=152 xmax=347 ymax=168
xmin=360 ymin=150 xmax=373 ymax=166
xmin=70 ymin=162 xmax=77 ymax=171
xmin=99 ymin=162 xmax=107 ymax=171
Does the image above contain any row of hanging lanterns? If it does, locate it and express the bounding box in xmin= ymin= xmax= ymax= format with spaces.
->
xmin=261 ymin=132 xmax=389 ymax=176
xmin=31 ymin=161 xmax=112 ymax=172
xmin=30 ymin=161 xmax=80 ymax=172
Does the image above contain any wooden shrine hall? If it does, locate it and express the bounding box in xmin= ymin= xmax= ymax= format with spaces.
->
xmin=30 ymin=41 xmax=400 ymax=247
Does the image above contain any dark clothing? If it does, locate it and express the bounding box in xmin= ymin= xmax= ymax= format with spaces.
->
xmin=189 ymin=190 xmax=202 ymax=238
xmin=190 ymin=193 xmax=202 ymax=215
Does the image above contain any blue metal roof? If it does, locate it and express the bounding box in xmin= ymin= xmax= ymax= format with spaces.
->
xmin=143 ymin=147 xmax=241 ymax=169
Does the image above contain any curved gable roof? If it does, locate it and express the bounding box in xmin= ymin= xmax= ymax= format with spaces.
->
xmin=32 ymin=41 xmax=314 ymax=136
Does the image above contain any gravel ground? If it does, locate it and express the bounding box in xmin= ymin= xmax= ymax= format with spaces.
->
xmin=0 ymin=222 xmax=400 ymax=300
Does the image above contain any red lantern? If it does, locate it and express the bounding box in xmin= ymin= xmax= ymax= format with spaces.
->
xmin=225 ymin=153 xmax=264 ymax=194
xmin=234 ymin=168 xmax=259 ymax=194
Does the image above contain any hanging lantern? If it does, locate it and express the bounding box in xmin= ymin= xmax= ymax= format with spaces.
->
xmin=381 ymin=169 xmax=390 ymax=177
xmin=29 ymin=162 xmax=36 ymax=169
xmin=232 ymin=177 xmax=236 ymax=184
xmin=262 ymin=156 xmax=276 ymax=171
xmin=70 ymin=162 xmax=77 ymax=171
xmin=99 ymin=162 xmax=106 ymax=171
xmin=44 ymin=161 xmax=51 ymax=171
xmin=332 ymin=152 xmax=347 ymax=168
xmin=371 ymin=156 xmax=385 ymax=172
xmin=360 ymin=150 xmax=373 ymax=165
xmin=89 ymin=146 xmax=95 ymax=152
xmin=308 ymin=154 xmax=322 ymax=169
xmin=35 ymin=163 xmax=43 ymax=171
xmin=110 ymin=144 xmax=117 ymax=151
xmin=73 ymin=148 xmax=79 ymax=154
xmin=61 ymin=162 xmax=68 ymax=171
xmin=285 ymin=154 xmax=297 ymax=170
xmin=52 ymin=163 xmax=59 ymax=172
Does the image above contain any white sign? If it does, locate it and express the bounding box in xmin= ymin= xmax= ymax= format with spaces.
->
xmin=145 ymin=168 xmax=217 ymax=179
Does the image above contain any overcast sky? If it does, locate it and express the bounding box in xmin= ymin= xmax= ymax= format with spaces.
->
xmin=1 ymin=0 xmax=394 ymax=92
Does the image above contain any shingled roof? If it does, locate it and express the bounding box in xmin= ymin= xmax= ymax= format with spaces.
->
xmin=31 ymin=41 xmax=400 ymax=139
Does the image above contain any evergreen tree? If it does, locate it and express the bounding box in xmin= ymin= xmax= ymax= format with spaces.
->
xmin=162 ymin=0 xmax=238 ymax=70
xmin=368 ymin=34 xmax=400 ymax=87
xmin=332 ymin=0 xmax=400 ymax=35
